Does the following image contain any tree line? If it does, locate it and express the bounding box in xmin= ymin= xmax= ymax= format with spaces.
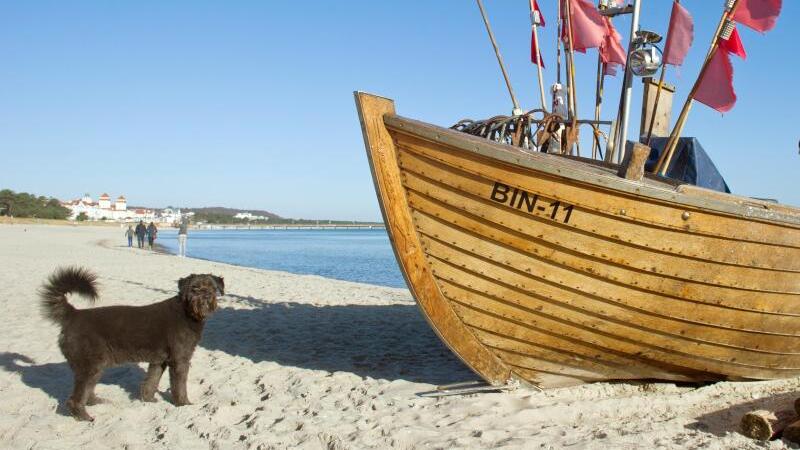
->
xmin=0 ymin=189 xmax=71 ymax=220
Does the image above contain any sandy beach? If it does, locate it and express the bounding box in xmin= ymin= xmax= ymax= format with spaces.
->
xmin=1 ymin=224 xmax=799 ymax=449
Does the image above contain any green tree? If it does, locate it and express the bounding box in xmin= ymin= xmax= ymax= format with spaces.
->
xmin=0 ymin=189 xmax=70 ymax=220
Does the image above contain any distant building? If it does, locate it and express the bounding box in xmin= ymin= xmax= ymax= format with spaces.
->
xmin=98 ymin=193 xmax=111 ymax=210
xmin=234 ymin=212 xmax=269 ymax=221
xmin=158 ymin=208 xmax=185 ymax=225
xmin=62 ymin=193 xmax=154 ymax=222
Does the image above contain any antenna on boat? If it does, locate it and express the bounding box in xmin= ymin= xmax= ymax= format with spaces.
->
xmin=654 ymin=0 xmax=742 ymax=175
xmin=476 ymin=0 xmax=524 ymax=116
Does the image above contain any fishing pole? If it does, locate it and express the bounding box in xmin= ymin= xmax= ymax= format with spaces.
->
xmin=476 ymin=0 xmax=523 ymax=115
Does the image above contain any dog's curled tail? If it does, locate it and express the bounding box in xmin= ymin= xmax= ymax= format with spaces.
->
xmin=39 ymin=266 xmax=98 ymax=325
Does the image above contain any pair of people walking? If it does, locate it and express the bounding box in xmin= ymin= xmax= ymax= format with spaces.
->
xmin=128 ymin=221 xmax=158 ymax=250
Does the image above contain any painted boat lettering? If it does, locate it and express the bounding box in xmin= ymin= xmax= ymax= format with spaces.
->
xmin=489 ymin=181 xmax=574 ymax=223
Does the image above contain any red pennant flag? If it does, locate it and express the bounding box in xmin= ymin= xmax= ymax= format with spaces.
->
xmin=732 ymin=0 xmax=781 ymax=33
xmin=561 ymin=0 xmax=605 ymax=53
xmin=603 ymin=63 xmax=618 ymax=77
xmin=531 ymin=29 xmax=545 ymax=67
xmin=693 ymin=49 xmax=736 ymax=113
xmin=719 ymin=26 xmax=747 ymax=59
xmin=600 ymin=17 xmax=626 ymax=76
xmin=530 ymin=0 xmax=545 ymax=27
xmin=530 ymin=0 xmax=545 ymax=67
xmin=663 ymin=1 xmax=694 ymax=66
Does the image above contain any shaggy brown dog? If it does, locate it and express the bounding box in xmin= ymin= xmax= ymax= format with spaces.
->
xmin=39 ymin=266 xmax=223 ymax=421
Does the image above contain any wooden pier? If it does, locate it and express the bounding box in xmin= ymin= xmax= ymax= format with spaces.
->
xmin=194 ymin=223 xmax=384 ymax=231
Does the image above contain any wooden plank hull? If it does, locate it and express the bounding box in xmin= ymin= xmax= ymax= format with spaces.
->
xmin=355 ymin=92 xmax=800 ymax=389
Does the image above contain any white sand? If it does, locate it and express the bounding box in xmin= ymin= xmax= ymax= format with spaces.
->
xmin=1 ymin=224 xmax=799 ymax=449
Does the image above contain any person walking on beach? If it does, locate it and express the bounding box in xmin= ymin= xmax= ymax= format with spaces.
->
xmin=125 ymin=225 xmax=135 ymax=248
xmin=177 ymin=218 xmax=188 ymax=257
xmin=146 ymin=222 xmax=158 ymax=250
xmin=135 ymin=221 xmax=147 ymax=249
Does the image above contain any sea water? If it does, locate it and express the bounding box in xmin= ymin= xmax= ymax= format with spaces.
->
xmin=157 ymin=228 xmax=406 ymax=288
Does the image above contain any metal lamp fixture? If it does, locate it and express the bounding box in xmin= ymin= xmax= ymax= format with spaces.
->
xmin=629 ymin=30 xmax=664 ymax=77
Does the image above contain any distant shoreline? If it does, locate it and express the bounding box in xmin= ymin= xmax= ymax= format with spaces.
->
xmin=0 ymin=217 xmax=384 ymax=230
xmin=191 ymin=224 xmax=385 ymax=231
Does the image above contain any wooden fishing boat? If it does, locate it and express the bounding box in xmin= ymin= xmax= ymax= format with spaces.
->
xmin=355 ymin=91 xmax=800 ymax=388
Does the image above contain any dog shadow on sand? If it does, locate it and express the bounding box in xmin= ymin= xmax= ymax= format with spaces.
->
xmin=202 ymin=294 xmax=474 ymax=385
xmin=0 ymin=352 xmax=146 ymax=413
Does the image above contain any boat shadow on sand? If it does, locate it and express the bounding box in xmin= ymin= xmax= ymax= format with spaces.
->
xmin=201 ymin=294 xmax=474 ymax=385
xmin=0 ymin=352 xmax=145 ymax=414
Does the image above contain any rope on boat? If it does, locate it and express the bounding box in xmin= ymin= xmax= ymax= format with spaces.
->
xmin=451 ymin=111 xmax=606 ymax=159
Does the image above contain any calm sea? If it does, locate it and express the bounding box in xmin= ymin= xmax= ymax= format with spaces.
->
xmin=156 ymin=228 xmax=406 ymax=288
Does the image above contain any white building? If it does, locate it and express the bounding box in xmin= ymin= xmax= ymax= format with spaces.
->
xmin=158 ymin=208 xmax=184 ymax=225
xmin=98 ymin=193 xmax=111 ymax=210
xmin=63 ymin=193 xmax=155 ymax=222
xmin=234 ymin=212 xmax=269 ymax=221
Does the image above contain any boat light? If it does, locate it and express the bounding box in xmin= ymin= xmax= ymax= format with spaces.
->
xmin=629 ymin=30 xmax=663 ymax=77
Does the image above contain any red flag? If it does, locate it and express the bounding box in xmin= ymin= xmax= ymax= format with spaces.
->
xmin=530 ymin=0 xmax=545 ymax=67
xmin=561 ymin=0 xmax=605 ymax=53
xmin=530 ymin=0 xmax=545 ymax=27
xmin=732 ymin=0 xmax=781 ymax=33
xmin=693 ymin=49 xmax=736 ymax=113
xmin=603 ymin=63 xmax=618 ymax=77
xmin=531 ymin=29 xmax=545 ymax=67
xmin=663 ymin=1 xmax=694 ymax=66
xmin=719 ymin=26 xmax=747 ymax=59
xmin=600 ymin=17 xmax=626 ymax=76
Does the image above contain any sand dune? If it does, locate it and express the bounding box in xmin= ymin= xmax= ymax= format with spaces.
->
xmin=0 ymin=224 xmax=798 ymax=449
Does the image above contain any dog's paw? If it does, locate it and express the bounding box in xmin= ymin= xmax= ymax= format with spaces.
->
xmin=75 ymin=413 xmax=95 ymax=422
xmin=87 ymin=395 xmax=107 ymax=406
xmin=141 ymin=395 xmax=158 ymax=403
xmin=173 ymin=399 xmax=193 ymax=407
xmin=67 ymin=400 xmax=95 ymax=422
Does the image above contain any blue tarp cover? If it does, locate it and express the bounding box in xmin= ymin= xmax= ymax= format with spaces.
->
xmin=643 ymin=137 xmax=730 ymax=193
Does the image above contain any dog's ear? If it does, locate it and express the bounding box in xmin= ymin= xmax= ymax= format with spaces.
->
xmin=211 ymin=275 xmax=225 ymax=295
xmin=178 ymin=276 xmax=189 ymax=292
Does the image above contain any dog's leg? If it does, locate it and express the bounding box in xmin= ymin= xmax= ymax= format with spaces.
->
xmin=67 ymin=368 xmax=102 ymax=421
xmin=141 ymin=362 xmax=167 ymax=402
xmin=87 ymin=390 xmax=107 ymax=406
xmin=86 ymin=367 xmax=109 ymax=406
xmin=168 ymin=362 xmax=192 ymax=406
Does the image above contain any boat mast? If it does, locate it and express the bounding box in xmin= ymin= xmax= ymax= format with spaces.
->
xmin=556 ymin=4 xmax=563 ymax=88
xmin=614 ymin=0 xmax=643 ymax=163
xmin=564 ymin=0 xmax=581 ymax=156
xmin=592 ymin=0 xmax=610 ymax=159
xmin=476 ymin=0 xmax=524 ymax=116
xmin=529 ymin=1 xmax=548 ymax=111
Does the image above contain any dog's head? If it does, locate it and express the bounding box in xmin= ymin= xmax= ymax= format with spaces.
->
xmin=178 ymin=274 xmax=221 ymax=321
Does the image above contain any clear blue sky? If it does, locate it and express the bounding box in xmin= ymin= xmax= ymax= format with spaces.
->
xmin=1 ymin=1 xmax=797 ymax=221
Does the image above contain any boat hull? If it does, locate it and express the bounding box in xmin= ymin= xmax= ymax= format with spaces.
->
xmin=355 ymin=92 xmax=800 ymax=388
